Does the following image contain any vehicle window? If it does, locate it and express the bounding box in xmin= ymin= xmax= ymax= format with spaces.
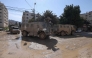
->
xmin=13 ymin=27 xmax=19 ymax=29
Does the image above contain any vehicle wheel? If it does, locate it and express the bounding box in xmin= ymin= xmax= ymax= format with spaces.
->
xmin=39 ymin=32 xmax=46 ymax=39
xmin=22 ymin=31 xmax=28 ymax=37
xmin=10 ymin=31 xmax=12 ymax=34
xmin=61 ymin=31 xmax=66 ymax=36
xmin=71 ymin=31 xmax=75 ymax=35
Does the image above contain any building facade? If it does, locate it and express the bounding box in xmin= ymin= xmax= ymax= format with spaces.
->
xmin=0 ymin=2 xmax=8 ymax=28
xmin=80 ymin=11 xmax=92 ymax=25
xmin=22 ymin=11 xmax=39 ymax=24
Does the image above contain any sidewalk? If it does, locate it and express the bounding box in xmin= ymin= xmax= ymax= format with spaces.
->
xmin=0 ymin=31 xmax=7 ymax=36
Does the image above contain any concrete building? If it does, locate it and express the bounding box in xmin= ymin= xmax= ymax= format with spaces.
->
xmin=22 ymin=11 xmax=39 ymax=24
xmin=0 ymin=2 xmax=8 ymax=28
xmin=80 ymin=11 xmax=92 ymax=25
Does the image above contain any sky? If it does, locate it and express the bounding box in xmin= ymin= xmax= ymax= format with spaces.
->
xmin=0 ymin=0 xmax=92 ymax=22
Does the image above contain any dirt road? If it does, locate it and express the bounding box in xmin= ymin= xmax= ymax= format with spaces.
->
xmin=0 ymin=32 xmax=92 ymax=58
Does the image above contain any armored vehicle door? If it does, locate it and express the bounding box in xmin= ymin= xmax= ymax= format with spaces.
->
xmin=33 ymin=23 xmax=39 ymax=36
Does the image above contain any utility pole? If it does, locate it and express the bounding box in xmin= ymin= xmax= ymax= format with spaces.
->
xmin=34 ymin=2 xmax=36 ymax=21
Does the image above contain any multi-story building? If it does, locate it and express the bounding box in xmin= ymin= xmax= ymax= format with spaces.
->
xmin=0 ymin=2 xmax=8 ymax=28
xmin=80 ymin=11 xmax=92 ymax=25
xmin=22 ymin=11 xmax=39 ymax=24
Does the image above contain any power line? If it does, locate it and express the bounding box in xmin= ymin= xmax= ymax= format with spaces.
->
xmin=25 ymin=0 xmax=32 ymax=8
xmin=7 ymin=8 xmax=24 ymax=12
xmin=6 ymin=6 xmax=31 ymax=11
xmin=6 ymin=6 xmax=40 ymax=14
xmin=6 ymin=6 xmax=28 ymax=10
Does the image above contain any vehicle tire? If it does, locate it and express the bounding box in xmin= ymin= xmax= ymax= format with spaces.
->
xmin=18 ymin=31 xmax=20 ymax=34
xmin=65 ymin=31 xmax=68 ymax=35
xmin=18 ymin=32 xmax=20 ymax=34
xmin=22 ymin=31 xmax=28 ymax=37
xmin=39 ymin=32 xmax=46 ymax=39
xmin=60 ymin=31 xmax=66 ymax=36
xmin=10 ymin=31 xmax=12 ymax=34
xmin=71 ymin=31 xmax=75 ymax=35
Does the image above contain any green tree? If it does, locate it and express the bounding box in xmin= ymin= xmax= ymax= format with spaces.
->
xmin=83 ymin=20 xmax=90 ymax=25
xmin=29 ymin=13 xmax=44 ymax=22
xmin=43 ymin=10 xmax=59 ymax=24
xmin=60 ymin=4 xmax=84 ymax=28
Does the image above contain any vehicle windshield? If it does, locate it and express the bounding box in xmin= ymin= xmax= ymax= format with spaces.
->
xmin=13 ymin=27 xmax=19 ymax=29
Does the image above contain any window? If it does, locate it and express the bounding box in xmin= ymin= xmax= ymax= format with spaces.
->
xmin=86 ymin=15 xmax=88 ymax=17
xmin=89 ymin=13 xmax=91 ymax=15
xmin=0 ymin=21 xmax=2 ymax=23
xmin=27 ymin=17 xmax=28 ymax=19
xmin=27 ymin=14 xmax=28 ymax=16
xmin=36 ymin=16 xmax=38 ymax=17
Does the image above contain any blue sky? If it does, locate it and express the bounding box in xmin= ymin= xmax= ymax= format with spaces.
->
xmin=0 ymin=0 xmax=92 ymax=22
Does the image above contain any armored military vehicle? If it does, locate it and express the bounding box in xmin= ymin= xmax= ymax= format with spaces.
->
xmin=9 ymin=26 xmax=20 ymax=34
xmin=21 ymin=22 xmax=51 ymax=39
xmin=53 ymin=24 xmax=76 ymax=36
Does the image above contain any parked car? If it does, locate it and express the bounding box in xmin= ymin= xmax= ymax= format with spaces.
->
xmin=10 ymin=26 xmax=20 ymax=34
xmin=76 ymin=28 xmax=82 ymax=33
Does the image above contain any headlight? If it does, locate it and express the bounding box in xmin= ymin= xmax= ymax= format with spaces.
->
xmin=43 ymin=28 xmax=47 ymax=31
